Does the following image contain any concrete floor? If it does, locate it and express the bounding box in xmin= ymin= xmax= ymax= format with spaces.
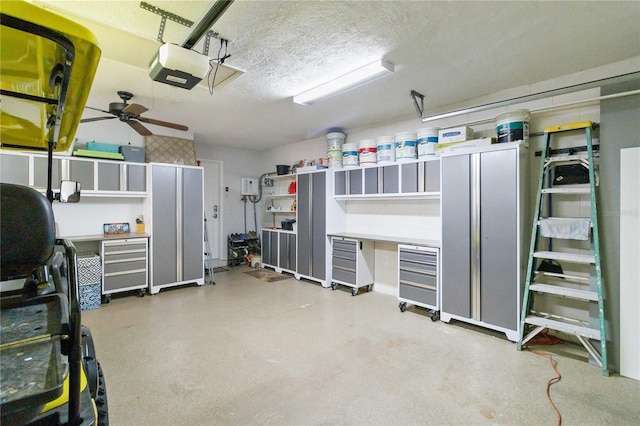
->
xmin=83 ymin=266 xmax=640 ymax=425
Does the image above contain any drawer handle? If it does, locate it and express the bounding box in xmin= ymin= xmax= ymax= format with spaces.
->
xmin=400 ymin=249 xmax=437 ymax=256
xmin=104 ymin=249 xmax=146 ymax=255
xmin=333 ymin=265 xmax=356 ymax=273
xmin=399 ymin=280 xmax=436 ymax=291
xmin=332 ymin=255 xmax=356 ymax=261
xmin=400 ymin=267 xmax=436 ymax=276
xmin=104 ymin=268 xmax=147 ymax=277
xmin=104 ymin=257 xmax=147 ymax=264
xmin=400 ymin=259 xmax=437 ymax=267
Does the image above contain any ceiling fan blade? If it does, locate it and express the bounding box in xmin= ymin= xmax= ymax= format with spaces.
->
xmin=80 ymin=116 xmax=117 ymax=123
xmin=122 ymin=103 xmax=148 ymax=117
xmin=127 ymin=120 xmax=153 ymax=136
xmin=138 ymin=116 xmax=189 ymax=131
xmin=85 ymin=106 xmax=113 ymax=114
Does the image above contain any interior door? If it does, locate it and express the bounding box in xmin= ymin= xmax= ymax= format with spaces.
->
xmin=200 ymin=159 xmax=223 ymax=267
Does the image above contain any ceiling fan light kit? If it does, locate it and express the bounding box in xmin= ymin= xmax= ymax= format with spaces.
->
xmin=293 ymin=59 xmax=394 ymax=106
xmin=149 ymin=43 xmax=210 ymax=90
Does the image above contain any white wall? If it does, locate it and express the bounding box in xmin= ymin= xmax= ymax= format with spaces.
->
xmin=53 ymin=197 xmax=144 ymax=238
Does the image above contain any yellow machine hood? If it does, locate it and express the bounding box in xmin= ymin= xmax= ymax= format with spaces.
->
xmin=0 ymin=0 xmax=101 ymax=152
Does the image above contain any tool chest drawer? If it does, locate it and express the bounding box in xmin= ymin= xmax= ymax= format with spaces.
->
xmin=101 ymin=238 xmax=148 ymax=297
xmin=332 ymin=239 xmax=357 ymax=254
xmin=398 ymin=244 xmax=440 ymax=318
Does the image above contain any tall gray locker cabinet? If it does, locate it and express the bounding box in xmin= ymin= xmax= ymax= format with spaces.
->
xmin=297 ymin=171 xmax=327 ymax=285
xmin=149 ymin=164 xmax=204 ymax=294
xmin=440 ymin=144 xmax=527 ymax=341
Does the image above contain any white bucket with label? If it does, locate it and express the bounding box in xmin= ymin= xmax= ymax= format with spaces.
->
xmin=395 ymin=132 xmax=417 ymax=162
xmin=359 ymin=139 xmax=377 ymax=165
xmin=376 ymin=136 xmax=395 ymax=165
xmin=496 ymin=110 xmax=530 ymax=143
xmin=327 ymin=131 xmax=345 ymax=168
xmin=342 ymin=142 xmax=359 ymax=168
xmin=328 ymin=149 xmax=342 ymax=169
xmin=327 ymin=131 xmax=345 ymax=150
xmin=417 ymin=127 xmax=440 ymax=157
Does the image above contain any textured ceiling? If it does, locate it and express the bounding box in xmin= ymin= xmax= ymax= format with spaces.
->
xmin=34 ymin=1 xmax=640 ymax=151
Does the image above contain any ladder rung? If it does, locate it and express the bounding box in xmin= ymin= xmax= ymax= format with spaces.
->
xmin=524 ymin=316 xmax=600 ymax=340
xmin=544 ymin=121 xmax=593 ymax=133
xmin=541 ymin=187 xmax=591 ymax=194
xmin=534 ymin=251 xmax=595 ymax=264
xmin=533 ymin=270 xmax=590 ymax=282
xmin=545 ymin=154 xmax=589 ymax=164
xmin=529 ymin=284 xmax=599 ymax=301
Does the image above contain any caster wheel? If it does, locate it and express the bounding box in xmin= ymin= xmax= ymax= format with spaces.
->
xmin=367 ymin=284 xmax=373 ymax=292
xmin=430 ymin=310 xmax=440 ymax=321
xmin=399 ymin=302 xmax=407 ymax=312
xmin=103 ymin=294 xmax=112 ymax=304
xmin=331 ymin=282 xmax=338 ymax=291
xmin=351 ymin=287 xmax=358 ymax=296
xmin=138 ymin=288 xmax=146 ymax=297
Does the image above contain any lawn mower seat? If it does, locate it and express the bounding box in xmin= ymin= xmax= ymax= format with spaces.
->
xmin=1 ymin=183 xmax=56 ymax=281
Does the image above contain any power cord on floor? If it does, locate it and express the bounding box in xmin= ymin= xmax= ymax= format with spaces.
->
xmin=523 ymin=330 xmax=563 ymax=426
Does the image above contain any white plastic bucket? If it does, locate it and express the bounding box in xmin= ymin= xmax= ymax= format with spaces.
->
xmin=496 ymin=110 xmax=530 ymax=143
xmin=328 ymin=149 xmax=342 ymax=169
xmin=376 ymin=136 xmax=395 ymax=165
xmin=327 ymin=131 xmax=345 ymax=150
xmin=358 ymin=139 xmax=377 ymax=165
xmin=342 ymin=142 xmax=359 ymax=168
xmin=417 ymin=127 xmax=440 ymax=157
xmin=395 ymin=132 xmax=417 ymax=162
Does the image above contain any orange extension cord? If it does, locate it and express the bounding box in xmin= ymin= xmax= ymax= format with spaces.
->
xmin=525 ymin=331 xmax=564 ymax=426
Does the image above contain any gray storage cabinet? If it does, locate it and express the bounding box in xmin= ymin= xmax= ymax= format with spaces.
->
xmin=330 ymin=237 xmax=374 ymax=296
xmin=261 ymin=229 xmax=277 ymax=268
xmin=398 ymin=245 xmax=440 ymax=320
xmin=297 ymin=171 xmax=327 ymax=285
xmin=279 ymin=232 xmax=296 ymax=272
xmin=149 ymin=164 xmax=204 ymax=294
xmin=261 ymin=229 xmax=296 ymax=274
xmin=101 ymin=238 xmax=148 ymax=301
xmin=440 ymin=144 xmax=526 ymax=341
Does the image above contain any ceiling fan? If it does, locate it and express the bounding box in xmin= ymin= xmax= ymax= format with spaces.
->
xmin=81 ymin=90 xmax=188 ymax=136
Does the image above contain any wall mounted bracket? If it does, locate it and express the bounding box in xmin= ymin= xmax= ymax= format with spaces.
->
xmin=410 ymin=90 xmax=425 ymax=119
xmin=140 ymin=1 xmax=194 ymax=43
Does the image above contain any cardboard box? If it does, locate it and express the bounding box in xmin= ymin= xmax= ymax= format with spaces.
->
xmin=439 ymin=126 xmax=474 ymax=143
xmin=435 ymin=137 xmax=495 ymax=155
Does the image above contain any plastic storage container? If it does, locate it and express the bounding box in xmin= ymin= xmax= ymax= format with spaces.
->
xmin=395 ymin=132 xmax=417 ymax=162
xmin=376 ymin=136 xmax=396 ymax=165
xmin=327 ymin=131 xmax=345 ymax=169
xmin=496 ymin=110 xmax=530 ymax=143
xmin=342 ymin=142 xmax=359 ymax=168
xmin=359 ymin=139 xmax=377 ymax=165
xmin=417 ymin=128 xmax=440 ymax=157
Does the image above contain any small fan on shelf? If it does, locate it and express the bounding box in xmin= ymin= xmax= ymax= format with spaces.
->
xmin=81 ymin=90 xmax=188 ymax=136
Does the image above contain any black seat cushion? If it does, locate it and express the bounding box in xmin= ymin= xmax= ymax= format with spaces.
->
xmin=1 ymin=183 xmax=56 ymax=280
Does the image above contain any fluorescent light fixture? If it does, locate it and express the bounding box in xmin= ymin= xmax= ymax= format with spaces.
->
xmin=293 ymin=59 xmax=394 ymax=106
